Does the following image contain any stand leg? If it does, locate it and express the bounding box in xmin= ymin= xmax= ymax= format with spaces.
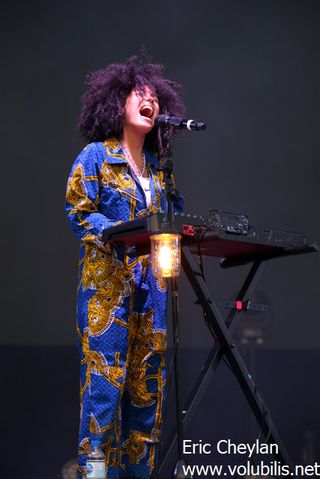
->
xmin=171 ymin=277 xmax=183 ymax=461
xmin=170 ymin=277 xmax=192 ymax=478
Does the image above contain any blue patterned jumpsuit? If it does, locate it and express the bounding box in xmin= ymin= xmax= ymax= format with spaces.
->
xmin=66 ymin=138 xmax=182 ymax=478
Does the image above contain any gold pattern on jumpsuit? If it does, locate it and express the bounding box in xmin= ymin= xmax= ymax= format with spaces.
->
xmin=88 ymin=271 xmax=132 ymax=336
xmin=110 ymin=255 xmax=138 ymax=330
xmin=100 ymin=159 xmax=140 ymax=216
xmin=123 ymin=429 xmax=159 ymax=464
xmin=90 ymin=414 xmax=114 ymax=434
xmin=129 ymin=190 xmax=136 ymax=220
xmin=66 ymin=164 xmax=99 ymax=216
xmin=124 ymin=366 xmax=165 ymax=470
xmin=105 ymin=434 xmax=118 ymax=467
xmin=79 ymin=437 xmax=91 ymax=455
xmin=100 ymin=161 xmax=133 ymax=190
xmin=126 ymin=309 xmax=166 ymax=407
xmin=149 ymin=165 xmax=165 ymax=210
xmin=78 ymin=328 xmax=125 ymax=400
xmin=139 ymin=255 xmax=150 ymax=279
xmin=81 ymin=244 xmax=114 ymax=290
xmin=81 ymin=245 xmax=133 ymax=336
xmin=124 ymin=307 xmax=166 ymax=469
xmin=148 ymin=365 xmax=166 ymax=471
xmin=103 ymin=137 xmax=123 ymax=154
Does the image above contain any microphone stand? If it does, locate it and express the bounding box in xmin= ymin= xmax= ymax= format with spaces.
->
xmin=156 ymin=127 xmax=192 ymax=479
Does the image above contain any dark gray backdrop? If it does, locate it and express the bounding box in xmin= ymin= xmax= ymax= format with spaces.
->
xmin=1 ymin=0 xmax=320 ymax=477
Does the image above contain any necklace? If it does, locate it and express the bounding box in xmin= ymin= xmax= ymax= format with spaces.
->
xmin=122 ymin=145 xmax=146 ymax=177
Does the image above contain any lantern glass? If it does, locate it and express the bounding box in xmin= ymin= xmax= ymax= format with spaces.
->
xmin=150 ymin=233 xmax=181 ymax=278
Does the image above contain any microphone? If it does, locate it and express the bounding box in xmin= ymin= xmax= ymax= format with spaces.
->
xmin=155 ymin=114 xmax=206 ymax=131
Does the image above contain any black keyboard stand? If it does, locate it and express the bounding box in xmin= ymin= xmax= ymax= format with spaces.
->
xmin=158 ymin=242 xmax=319 ymax=478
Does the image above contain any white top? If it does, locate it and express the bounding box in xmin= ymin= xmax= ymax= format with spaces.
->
xmin=138 ymin=176 xmax=151 ymax=207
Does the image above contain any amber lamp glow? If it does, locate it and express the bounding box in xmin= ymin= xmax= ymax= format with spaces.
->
xmin=150 ymin=233 xmax=181 ymax=278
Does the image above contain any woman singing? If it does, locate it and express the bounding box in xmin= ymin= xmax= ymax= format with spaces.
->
xmin=65 ymin=55 xmax=185 ymax=478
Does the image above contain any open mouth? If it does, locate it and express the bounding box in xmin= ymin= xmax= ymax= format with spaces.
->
xmin=139 ymin=105 xmax=154 ymax=119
